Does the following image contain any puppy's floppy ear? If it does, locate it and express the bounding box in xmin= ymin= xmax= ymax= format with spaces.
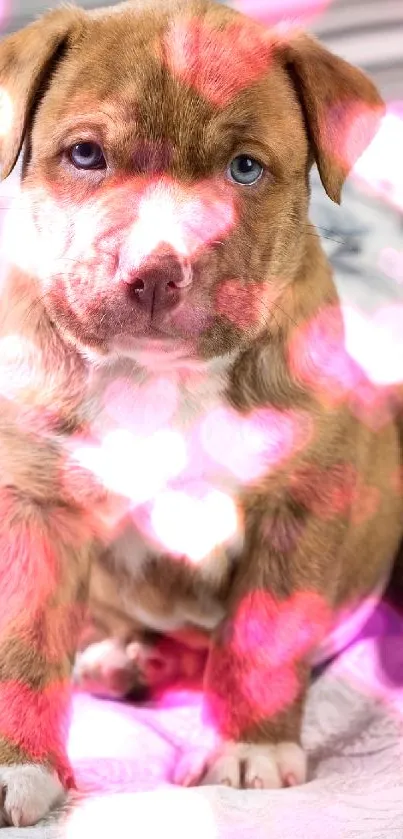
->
xmin=0 ymin=6 xmax=84 ymax=180
xmin=276 ymin=31 xmax=384 ymax=203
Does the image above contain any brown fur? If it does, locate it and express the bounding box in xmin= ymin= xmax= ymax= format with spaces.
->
xmin=0 ymin=0 xmax=400 ymax=811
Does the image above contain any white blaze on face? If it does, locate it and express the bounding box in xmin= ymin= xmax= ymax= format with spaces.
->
xmin=128 ymin=183 xmax=189 ymax=266
xmin=120 ymin=177 xmax=236 ymax=272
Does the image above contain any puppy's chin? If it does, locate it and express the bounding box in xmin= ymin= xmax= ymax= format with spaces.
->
xmin=44 ymin=285 xmax=249 ymax=364
xmin=108 ymin=335 xmax=197 ymax=369
xmin=66 ymin=322 xmax=245 ymax=367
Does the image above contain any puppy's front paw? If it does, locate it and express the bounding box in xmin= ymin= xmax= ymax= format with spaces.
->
xmin=174 ymin=741 xmax=307 ymax=790
xmin=0 ymin=764 xmax=65 ymax=827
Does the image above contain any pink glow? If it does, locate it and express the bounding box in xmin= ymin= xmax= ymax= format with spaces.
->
xmin=0 ymin=334 xmax=40 ymax=401
xmin=326 ymin=100 xmax=385 ymax=178
xmin=164 ymin=17 xmax=270 ymax=107
xmin=378 ymin=248 xmax=403 ymax=284
xmin=0 ymin=680 xmax=72 ymax=787
xmin=289 ymin=304 xmax=360 ymax=404
xmin=289 ymin=463 xmax=380 ymax=525
xmin=288 ymin=304 xmax=402 ymax=430
xmin=205 ymin=590 xmax=330 ymax=737
xmin=332 ymin=601 xmax=403 ymax=721
xmin=68 ymin=388 xmax=315 ymax=560
xmin=149 ymin=486 xmax=239 ymax=562
xmin=215 ymin=279 xmax=280 ymax=332
xmin=102 ymin=376 xmax=178 ymax=436
xmin=232 ymin=591 xmax=330 ymax=666
xmin=343 ymin=304 xmax=403 ymax=387
xmin=200 ymin=406 xmax=312 ymax=483
xmin=0 ymin=85 xmax=13 ymax=138
xmin=0 ymin=0 xmax=12 ymax=31
xmin=352 ymin=101 xmax=403 ymax=211
xmin=64 ymin=788 xmax=217 ymax=839
xmin=71 ymin=428 xmax=187 ymax=506
xmin=233 ymin=0 xmax=331 ymax=25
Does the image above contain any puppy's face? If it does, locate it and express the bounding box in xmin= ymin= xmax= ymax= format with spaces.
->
xmin=0 ymin=0 xmax=383 ymax=360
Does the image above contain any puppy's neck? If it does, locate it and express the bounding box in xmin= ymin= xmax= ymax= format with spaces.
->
xmin=226 ymin=227 xmax=339 ymax=413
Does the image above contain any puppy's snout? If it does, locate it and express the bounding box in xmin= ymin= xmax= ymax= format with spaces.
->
xmin=122 ymin=256 xmax=192 ymax=316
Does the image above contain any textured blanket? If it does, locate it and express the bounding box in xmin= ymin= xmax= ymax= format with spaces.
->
xmin=4 ymin=597 xmax=403 ymax=838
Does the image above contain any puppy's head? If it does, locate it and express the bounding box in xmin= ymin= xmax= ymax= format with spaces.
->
xmin=0 ymin=0 xmax=383 ymax=360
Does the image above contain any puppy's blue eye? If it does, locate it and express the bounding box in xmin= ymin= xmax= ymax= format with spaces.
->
xmin=69 ymin=142 xmax=106 ymax=170
xmin=228 ymin=155 xmax=263 ymax=185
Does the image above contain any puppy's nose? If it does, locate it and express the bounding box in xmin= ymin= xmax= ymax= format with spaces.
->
xmin=123 ymin=257 xmax=191 ymax=316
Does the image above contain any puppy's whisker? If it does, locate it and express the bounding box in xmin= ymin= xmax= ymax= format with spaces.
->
xmin=269 ymin=299 xmax=298 ymax=328
xmin=305 ymin=230 xmax=348 ymax=246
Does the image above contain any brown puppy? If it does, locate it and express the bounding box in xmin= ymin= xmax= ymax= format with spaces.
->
xmin=0 ymin=0 xmax=401 ymax=826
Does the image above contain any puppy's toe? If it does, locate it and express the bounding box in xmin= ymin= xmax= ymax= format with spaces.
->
xmin=241 ymin=742 xmax=307 ymax=789
xmin=0 ymin=764 xmax=65 ymax=827
xmin=175 ymin=741 xmax=307 ymax=790
xmin=202 ymin=753 xmax=247 ymax=788
xmin=74 ymin=638 xmax=142 ymax=699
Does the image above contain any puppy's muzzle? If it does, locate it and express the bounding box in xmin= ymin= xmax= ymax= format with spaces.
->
xmin=121 ymin=254 xmax=193 ymax=317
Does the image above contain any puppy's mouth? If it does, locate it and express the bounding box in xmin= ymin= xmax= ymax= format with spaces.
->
xmin=42 ymin=251 xmax=214 ymax=356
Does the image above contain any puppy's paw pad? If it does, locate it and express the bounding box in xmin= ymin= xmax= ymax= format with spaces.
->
xmin=0 ymin=764 xmax=64 ymax=827
xmin=74 ymin=638 xmax=140 ymax=698
xmin=175 ymin=741 xmax=307 ymax=790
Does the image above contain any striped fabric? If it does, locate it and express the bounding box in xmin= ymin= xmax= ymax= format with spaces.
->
xmin=310 ymin=0 xmax=403 ymax=100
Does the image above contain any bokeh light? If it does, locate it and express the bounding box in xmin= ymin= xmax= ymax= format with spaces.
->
xmin=343 ymin=303 xmax=403 ymax=387
xmin=232 ymin=0 xmax=331 ymax=25
xmin=352 ymin=101 xmax=403 ymax=211
xmin=64 ymin=788 xmax=217 ymax=839
xmin=72 ymin=428 xmax=188 ymax=506
xmin=205 ymin=590 xmax=331 ymax=737
xmin=378 ymin=248 xmax=403 ymax=285
xmin=164 ymin=17 xmax=270 ymax=107
xmin=0 ymin=85 xmax=13 ymax=139
xmin=150 ymin=486 xmax=238 ymax=562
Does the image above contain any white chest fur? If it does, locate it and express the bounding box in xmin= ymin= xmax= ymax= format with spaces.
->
xmin=81 ymin=348 xmax=245 ymax=597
